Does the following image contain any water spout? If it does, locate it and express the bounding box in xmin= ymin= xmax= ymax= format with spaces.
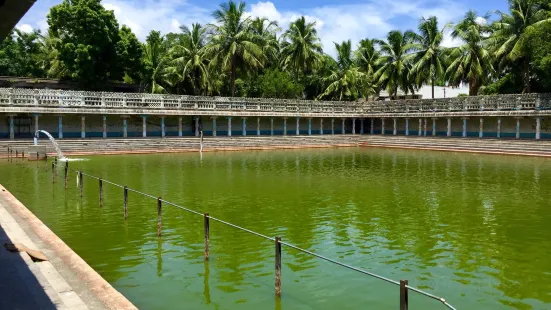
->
xmin=35 ymin=130 xmax=66 ymax=160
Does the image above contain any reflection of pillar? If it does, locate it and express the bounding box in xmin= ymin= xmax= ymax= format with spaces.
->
xmin=351 ymin=118 xmax=356 ymax=135
xmin=432 ymin=118 xmax=436 ymax=137
xmin=536 ymin=117 xmax=541 ymax=140
xmin=360 ymin=119 xmax=364 ymax=135
xmin=462 ymin=118 xmax=467 ymax=138
xmin=296 ymin=117 xmax=300 ymax=136
xmin=161 ymin=117 xmax=166 ymax=138
xmin=227 ymin=117 xmax=232 ymax=137
xmin=497 ymin=118 xmax=501 ymax=138
xmin=381 ymin=119 xmax=385 ymax=135
xmin=418 ymin=119 xmax=422 ymax=137
xmin=178 ymin=117 xmax=183 ymax=137
xmin=9 ymin=116 xmax=14 ymax=140
xmin=123 ymin=117 xmax=128 ymax=138
xmin=58 ymin=115 xmax=63 ymax=139
xmin=195 ymin=117 xmax=200 ymax=137
xmin=447 ymin=118 xmax=452 ymax=137
xmin=242 ymin=117 xmax=247 ymax=136
xmin=308 ymin=118 xmax=312 ymax=135
xmin=320 ymin=118 xmax=324 ymax=135
xmin=81 ymin=116 xmax=86 ymax=138
xmin=405 ymin=118 xmax=409 ymax=136
xmin=270 ymin=117 xmax=274 ymax=136
xmin=341 ymin=118 xmax=345 ymax=135
xmin=283 ymin=118 xmax=287 ymax=136
xmin=479 ymin=118 xmax=484 ymax=138
xmin=103 ymin=115 xmax=107 ymax=138
xmin=516 ymin=118 xmax=521 ymax=139
xmin=257 ymin=117 xmax=261 ymax=136
xmin=142 ymin=116 xmax=147 ymax=137
xmin=393 ymin=118 xmax=397 ymax=136
xmin=212 ymin=117 xmax=217 ymax=137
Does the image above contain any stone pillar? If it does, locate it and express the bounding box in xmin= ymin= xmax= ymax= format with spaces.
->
xmin=432 ymin=118 xmax=436 ymax=137
xmin=370 ymin=119 xmax=374 ymax=135
xmin=283 ymin=118 xmax=287 ymax=136
xmin=360 ymin=119 xmax=364 ymax=135
xmin=9 ymin=115 xmax=14 ymax=140
xmin=351 ymin=118 xmax=356 ymax=135
xmin=447 ymin=118 xmax=452 ymax=137
xmin=423 ymin=118 xmax=427 ymax=136
xmin=418 ymin=119 xmax=422 ymax=137
xmin=393 ymin=118 xmax=397 ymax=136
xmin=270 ymin=117 xmax=274 ymax=136
xmin=308 ymin=118 xmax=312 ymax=135
xmin=34 ymin=114 xmax=39 ymax=134
xmin=242 ymin=117 xmax=247 ymax=136
xmin=212 ymin=117 xmax=217 ymax=137
xmin=161 ymin=117 xmax=166 ymax=138
xmin=296 ymin=117 xmax=300 ymax=136
xmin=536 ymin=117 xmax=541 ymax=140
xmin=228 ymin=117 xmax=232 ymax=137
xmin=102 ymin=115 xmax=107 ymax=139
xmin=497 ymin=118 xmax=501 ymax=138
xmin=405 ymin=118 xmax=409 ymax=136
xmin=320 ymin=118 xmax=324 ymax=135
xmin=123 ymin=117 xmax=128 ymax=138
xmin=331 ymin=118 xmax=335 ymax=135
xmin=462 ymin=118 xmax=467 ymax=138
xmin=81 ymin=116 xmax=86 ymax=138
xmin=178 ymin=117 xmax=183 ymax=137
xmin=142 ymin=116 xmax=147 ymax=137
xmin=341 ymin=118 xmax=345 ymax=135
xmin=381 ymin=118 xmax=385 ymax=135
xmin=195 ymin=117 xmax=200 ymax=137
xmin=516 ymin=118 xmax=521 ymax=139
xmin=479 ymin=118 xmax=484 ymax=138
xmin=257 ymin=117 xmax=261 ymax=136
xmin=58 ymin=115 xmax=63 ymax=139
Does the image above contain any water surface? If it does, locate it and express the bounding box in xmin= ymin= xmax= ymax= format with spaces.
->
xmin=1 ymin=147 xmax=550 ymax=309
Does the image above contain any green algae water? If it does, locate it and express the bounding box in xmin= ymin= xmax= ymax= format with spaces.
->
xmin=1 ymin=147 xmax=551 ymax=309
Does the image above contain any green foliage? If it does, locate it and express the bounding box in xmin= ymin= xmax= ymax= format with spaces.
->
xmin=280 ymin=17 xmax=323 ymax=78
xmin=240 ymin=69 xmax=302 ymax=98
xmin=117 ymin=26 xmax=144 ymax=83
xmin=0 ymin=29 xmax=44 ymax=77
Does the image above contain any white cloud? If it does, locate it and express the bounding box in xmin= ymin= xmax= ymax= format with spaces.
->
xmin=16 ymin=24 xmax=34 ymax=33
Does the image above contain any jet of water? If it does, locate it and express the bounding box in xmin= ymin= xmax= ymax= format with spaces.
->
xmin=35 ymin=130 xmax=66 ymax=160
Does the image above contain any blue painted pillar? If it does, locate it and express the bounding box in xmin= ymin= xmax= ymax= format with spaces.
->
xmin=516 ymin=118 xmax=521 ymax=139
xmin=432 ymin=118 xmax=436 ymax=137
xmin=161 ymin=117 xmax=166 ymax=138
xmin=423 ymin=118 xmax=427 ymax=136
xmin=257 ymin=117 xmax=261 ymax=136
xmin=270 ymin=118 xmax=274 ymax=136
xmin=418 ymin=119 xmax=422 ymax=137
xmin=142 ymin=116 xmax=147 ymax=137
xmin=320 ymin=119 xmax=324 ymax=135
xmin=462 ymin=118 xmax=467 ymax=138
xmin=296 ymin=117 xmax=300 ymax=136
xmin=370 ymin=119 xmax=374 ymax=135
xmin=242 ymin=117 xmax=247 ymax=136
xmin=58 ymin=115 xmax=63 ymax=139
xmin=228 ymin=117 xmax=232 ymax=137
xmin=123 ymin=118 xmax=128 ymax=138
xmin=536 ymin=117 xmax=541 ymax=140
xmin=405 ymin=118 xmax=409 ymax=136
xmin=381 ymin=119 xmax=385 ymax=135
xmin=497 ymin=118 xmax=501 ymax=138
xmin=341 ymin=118 xmax=345 ymax=135
xmin=212 ymin=117 xmax=217 ymax=137
xmin=447 ymin=118 xmax=452 ymax=137
xmin=479 ymin=118 xmax=484 ymax=138
xmin=331 ymin=118 xmax=335 ymax=135
xmin=34 ymin=114 xmax=39 ymax=134
xmin=102 ymin=116 xmax=107 ymax=138
xmin=9 ymin=116 xmax=14 ymax=140
xmin=351 ymin=118 xmax=356 ymax=135
xmin=178 ymin=117 xmax=183 ymax=137
xmin=283 ymin=118 xmax=287 ymax=136
xmin=81 ymin=116 xmax=86 ymax=138
xmin=308 ymin=118 xmax=312 ymax=135
xmin=360 ymin=119 xmax=364 ymax=135
xmin=393 ymin=118 xmax=397 ymax=136
xmin=195 ymin=117 xmax=200 ymax=137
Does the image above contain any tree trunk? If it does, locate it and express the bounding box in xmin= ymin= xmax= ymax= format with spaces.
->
xmin=431 ymin=79 xmax=435 ymax=99
xmin=231 ymin=55 xmax=236 ymax=97
xmin=523 ymin=58 xmax=531 ymax=93
xmin=469 ymin=76 xmax=480 ymax=96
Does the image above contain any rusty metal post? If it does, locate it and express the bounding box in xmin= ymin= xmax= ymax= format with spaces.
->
xmin=15 ymin=150 xmax=18 ymax=161
xmin=22 ymin=151 xmax=24 ymax=159
xmin=64 ymin=162 xmax=69 ymax=189
xmin=123 ymin=186 xmax=128 ymax=219
xmin=7 ymin=147 xmax=9 ymax=161
xmin=79 ymin=171 xmax=83 ymax=197
xmin=36 ymin=151 xmax=38 ymax=162
xmin=99 ymin=178 xmax=103 ymax=207
xmin=51 ymin=162 xmax=55 ymax=183
xmin=157 ymin=197 xmax=162 ymax=237
xmin=400 ymin=280 xmax=408 ymax=310
xmin=204 ymin=213 xmax=210 ymax=260
xmin=275 ymin=236 xmax=282 ymax=297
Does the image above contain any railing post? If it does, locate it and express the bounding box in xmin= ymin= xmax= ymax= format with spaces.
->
xmin=79 ymin=171 xmax=83 ymax=197
xmin=99 ymin=178 xmax=103 ymax=207
xmin=275 ymin=236 xmax=282 ymax=297
xmin=123 ymin=186 xmax=128 ymax=219
xmin=7 ymin=147 xmax=9 ymax=161
xmin=204 ymin=213 xmax=210 ymax=260
xmin=64 ymin=161 xmax=68 ymax=189
xmin=157 ymin=197 xmax=162 ymax=237
xmin=400 ymin=280 xmax=408 ymax=310
xmin=22 ymin=151 xmax=24 ymax=159
xmin=51 ymin=162 xmax=55 ymax=183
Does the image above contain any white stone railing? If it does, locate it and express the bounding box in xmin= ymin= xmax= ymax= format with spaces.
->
xmin=1 ymin=88 xmax=550 ymax=115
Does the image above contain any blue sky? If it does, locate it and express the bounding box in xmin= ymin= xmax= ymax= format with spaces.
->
xmin=17 ymin=0 xmax=509 ymax=55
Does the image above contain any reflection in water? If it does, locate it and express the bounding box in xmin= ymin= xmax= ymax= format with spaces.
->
xmin=1 ymin=148 xmax=551 ymax=310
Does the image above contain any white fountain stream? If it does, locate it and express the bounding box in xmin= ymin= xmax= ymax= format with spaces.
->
xmin=34 ymin=130 xmax=67 ymax=160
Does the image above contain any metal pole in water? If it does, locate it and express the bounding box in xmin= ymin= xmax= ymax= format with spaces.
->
xmin=22 ymin=151 xmax=24 ymax=159
xmin=123 ymin=186 xmax=128 ymax=219
xmin=157 ymin=197 xmax=162 ymax=237
xmin=99 ymin=178 xmax=103 ymax=207
xmin=79 ymin=171 xmax=83 ymax=197
xmin=400 ymin=280 xmax=408 ymax=310
xmin=7 ymin=147 xmax=10 ymax=161
xmin=52 ymin=162 xmax=55 ymax=183
xmin=204 ymin=213 xmax=210 ymax=260
xmin=64 ymin=162 xmax=69 ymax=189
xmin=275 ymin=236 xmax=282 ymax=297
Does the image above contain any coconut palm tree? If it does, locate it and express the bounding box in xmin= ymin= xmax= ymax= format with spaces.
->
xmin=355 ymin=39 xmax=380 ymax=78
xmin=280 ymin=16 xmax=323 ymax=78
xmin=318 ymin=40 xmax=372 ymax=100
xmin=38 ymin=29 xmax=67 ymax=78
xmin=142 ymin=30 xmax=169 ymax=93
xmin=488 ymin=0 xmax=551 ymax=93
xmin=374 ymin=30 xmax=417 ymax=98
xmin=204 ymin=1 xmax=264 ymax=97
xmin=446 ymin=11 xmax=493 ymax=95
xmin=167 ymin=23 xmax=209 ymax=95
xmin=409 ymin=16 xmax=448 ymax=98
xmin=250 ymin=17 xmax=280 ymax=67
